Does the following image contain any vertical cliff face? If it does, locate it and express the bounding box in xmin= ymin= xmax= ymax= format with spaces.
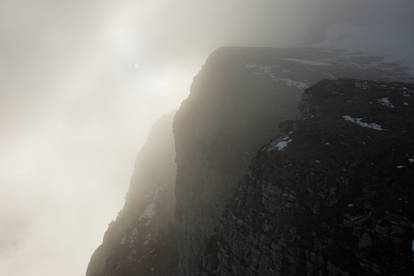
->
xmin=201 ymin=79 xmax=414 ymax=275
xmin=86 ymin=114 xmax=177 ymax=276
xmin=87 ymin=47 xmax=413 ymax=276
xmin=173 ymin=47 xmax=412 ymax=275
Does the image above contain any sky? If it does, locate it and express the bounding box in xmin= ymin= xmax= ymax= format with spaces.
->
xmin=0 ymin=0 xmax=413 ymax=275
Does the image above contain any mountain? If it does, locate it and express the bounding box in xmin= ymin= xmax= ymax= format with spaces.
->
xmin=200 ymin=79 xmax=414 ymax=275
xmin=87 ymin=114 xmax=177 ymax=276
xmin=173 ymin=47 xmax=412 ymax=275
xmin=87 ymin=47 xmax=413 ymax=275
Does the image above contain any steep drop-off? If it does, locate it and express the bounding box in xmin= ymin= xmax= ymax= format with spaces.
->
xmin=173 ymin=47 xmax=412 ymax=275
xmin=87 ymin=47 xmax=413 ymax=276
xmin=87 ymin=114 xmax=177 ymax=276
xmin=201 ymin=79 xmax=414 ymax=275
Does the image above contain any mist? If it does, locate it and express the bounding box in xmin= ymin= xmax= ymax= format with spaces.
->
xmin=1 ymin=0 xmax=413 ymax=275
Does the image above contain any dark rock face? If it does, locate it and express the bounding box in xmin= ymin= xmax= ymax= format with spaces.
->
xmin=201 ymin=79 xmax=414 ymax=275
xmin=173 ymin=47 xmax=412 ymax=275
xmin=86 ymin=114 xmax=177 ymax=276
xmin=86 ymin=47 xmax=413 ymax=276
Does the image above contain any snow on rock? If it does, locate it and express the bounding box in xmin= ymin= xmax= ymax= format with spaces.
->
xmin=245 ymin=64 xmax=280 ymax=75
xmin=120 ymin=227 xmax=139 ymax=247
xmin=322 ymin=72 xmax=337 ymax=80
xmin=409 ymin=157 xmax=414 ymax=163
xmin=274 ymin=140 xmax=291 ymax=151
xmin=402 ymin=90 xmax=411 ymax=97
xmin=342 ymin=115 xmax=384 ymax=131
xmin=280 ymin=58 xmax=332 ymax=66
xmin=377 ymin=97 xmax=395 ymax=108
xmin=279 ymin=78 xmax=309 ymax=89
xmin=268 ymin=136 xmax=292 ymax=152
xmin=244 ymin=63 xmax=308 ymax=90
xmin=139 ymin=202 xmax=156 ymax=225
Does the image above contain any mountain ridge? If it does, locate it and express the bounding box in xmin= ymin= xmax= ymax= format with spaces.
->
xmin=86 ymin=47 xmax=413 ymax=276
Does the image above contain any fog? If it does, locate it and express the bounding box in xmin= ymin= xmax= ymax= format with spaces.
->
xmin=0 ymin=0 xmax=413 ymax=275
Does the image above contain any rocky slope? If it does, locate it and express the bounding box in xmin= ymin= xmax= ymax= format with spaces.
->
xmin=200 ymin=79 xmax=414 ymax=275
xmin=173 ymin=47 xmax=412 ymax=275
xmin=86 ymin=114 xmax=177 ymax=276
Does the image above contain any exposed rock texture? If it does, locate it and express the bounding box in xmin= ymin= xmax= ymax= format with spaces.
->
xmin=87 ymin=47 xmax=413 ymax=276
xmin=201 ymin=79 xmax=414 ymax=275
xmin=173 ymin=47 xmax=412 ymax=275
xmin=86 ymin=114 xmax=177 ymax=276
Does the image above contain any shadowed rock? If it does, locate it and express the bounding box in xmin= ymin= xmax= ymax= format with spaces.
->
xmin=86 ymin=47 xmax=413 ymax=276
xmin=202 ymin=79 xmax=414 ymax=275
xmin=173 ymin=47 xmax=412 ymax=275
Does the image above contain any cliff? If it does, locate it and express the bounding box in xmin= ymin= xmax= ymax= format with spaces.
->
xmin=87 ymin=47 xmax=413 ymax=276
xmin=200 ymin=79 xmax=414 ymax=275
xmin=173 ymin=47 xmax=412 ymax=275
xmin=86 ymin=114 xmax=177 ymax=276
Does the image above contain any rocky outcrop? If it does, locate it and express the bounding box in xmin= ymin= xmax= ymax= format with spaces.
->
xmin=173 ymin=47 xmax=412 ymax=275
xmin=86 ymin=47 xmax=413 ymax=276
xmin=86 ymin=114 xmax=177 ymax=276
xmin=201 ymin=79 xmax=414 ymax=275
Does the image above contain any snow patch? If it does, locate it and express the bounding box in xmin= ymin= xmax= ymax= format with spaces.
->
xmin=377 ymin=97 xmax=394 ymax=108
xmin=279 ymin=78 xmax=309 ymax=89
xmin=280 ymin=58 xmax=331 ymax=66
xmin=245 ymin=64 xmax=280 ymax=74
xmin=274 ymin=140 xmax=291 ymax=151
xmin=342 ymin=115 xmax=384 ymax=131
xmin=244 ymin=63 xmax=308 ymax=90
xmin=409 ymin=157 xmax=414 ymax=163
xmin=268 ymin=136 xmax=292 ymax=151
xmin=322 ymin=72 xmax=337 ymax=80
xmin=120 ymin=226 xmax=139 ymax=247
xmin=396 ymin=165 xmax=406 ymax=169
xmin=402 ymin=90 xmax=411 ymax=97
xmin=139 ymin=202 xmax=156 ymax=225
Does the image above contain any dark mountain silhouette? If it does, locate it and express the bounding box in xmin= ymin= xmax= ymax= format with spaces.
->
xmin=87 ymin=47 xmax=413 ymax=275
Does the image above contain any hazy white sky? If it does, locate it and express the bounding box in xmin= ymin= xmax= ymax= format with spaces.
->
xmin=0 ymin=1 xmax=194 ymax=275
xmin=0 ymin=0 xmax=413 ymax=275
